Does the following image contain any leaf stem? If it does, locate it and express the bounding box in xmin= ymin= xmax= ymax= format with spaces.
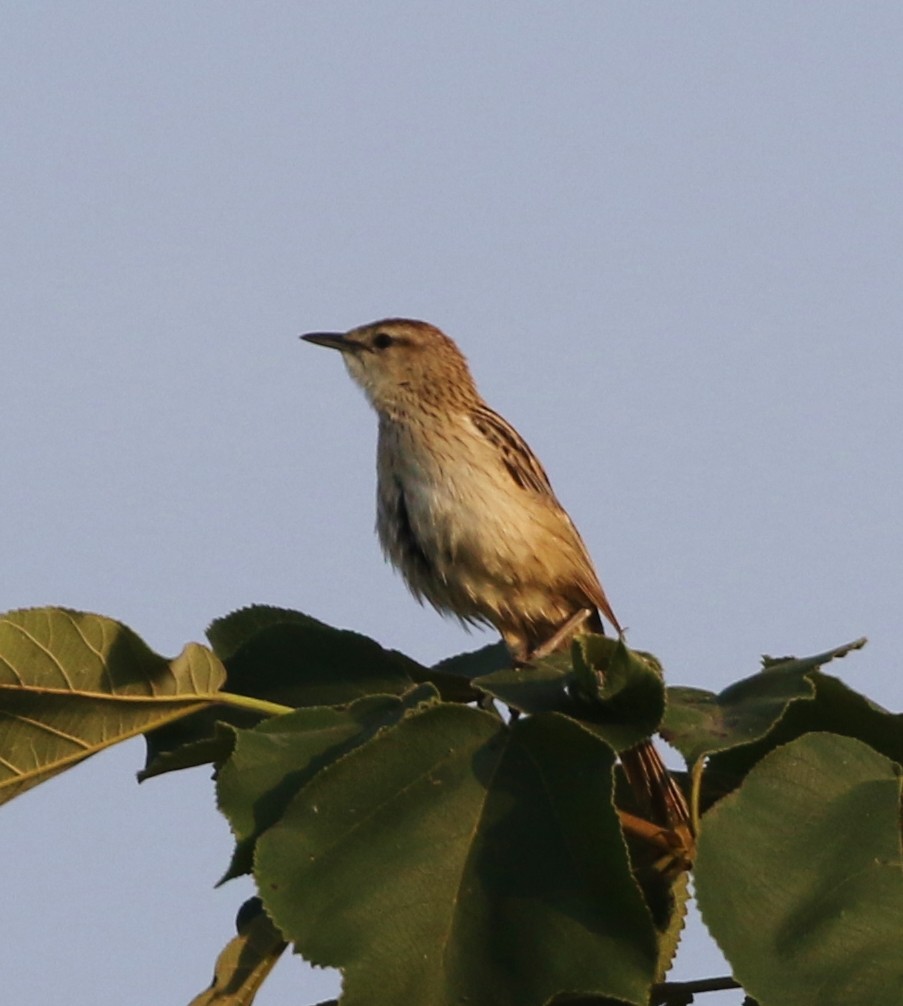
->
xmin=212 ymin=691 xmax=296 ymax=717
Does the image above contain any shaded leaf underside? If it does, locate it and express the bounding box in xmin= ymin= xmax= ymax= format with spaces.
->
xmin=0 ymin=608 xmax=225 ymax=804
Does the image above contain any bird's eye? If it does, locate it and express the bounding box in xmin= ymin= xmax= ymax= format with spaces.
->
xmin=372 ymin=332 xmax=393 ymax=350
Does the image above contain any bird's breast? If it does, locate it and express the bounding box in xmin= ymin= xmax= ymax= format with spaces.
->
xmin=375 ymin=416 xmax=570 ymax=581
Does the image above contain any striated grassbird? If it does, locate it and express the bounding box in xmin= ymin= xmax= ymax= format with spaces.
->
xmin=301 ymin=318 xmax=689 ymax=832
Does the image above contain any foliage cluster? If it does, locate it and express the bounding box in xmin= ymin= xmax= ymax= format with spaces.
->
xmin=0 ymin=606 xmax=900 ymax=1006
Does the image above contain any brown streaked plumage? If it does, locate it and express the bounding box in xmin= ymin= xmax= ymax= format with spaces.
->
xmin=302 ymin=318 xmax=689 ymax=831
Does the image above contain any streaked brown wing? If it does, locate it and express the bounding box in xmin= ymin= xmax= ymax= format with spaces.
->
xmin=470 ymin=405 xmax=555 ymax=496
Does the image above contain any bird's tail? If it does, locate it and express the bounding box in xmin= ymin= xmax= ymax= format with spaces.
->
xmin=620 ymin=738 xmax=691 ymax=832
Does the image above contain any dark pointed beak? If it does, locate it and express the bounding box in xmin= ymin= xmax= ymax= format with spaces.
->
xmin=300 ymin=332 xmax=349 ymax=351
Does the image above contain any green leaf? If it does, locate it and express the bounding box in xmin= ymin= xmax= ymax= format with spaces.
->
xmin=571 ymin=637 xmax=666 ymax=751
xmin=473 ymin=654 xmax=572 ymax=713
xmin=217 ymin=685 xmax=439 ymax=880
xmin=711 ymin=668 xmax=903 ymax=786
xmin=651 ymin=870 xmax=691 ymax=982
xmin=207 ymin=604 xmax=341 ymax=660
xmin=475 ymin=636 xmax=666 ymax=752
xmin=662 ymin=640 xmax=900 ymax=809
xmin=661 ymin=638 xmax=867 ymax=767
xmin=695 ymin=732 xmax=903 ymax=1006
xmin=431 ymin=641 xmax=510 ymax=678
xmin=188 ymin=898 xmax=286 ymax=1005
xmin=139 ymin=729 xmax=237 ymax=782
xmin=0 ymin=607 xmax=225 ymax=805
xmin=422 ymin=642 xmax=510 ymax=702
xmin=255 ymin=704 xmax=658 ymax=1006
xmin=663 ymin=675 xmax=814 ymax=767
xmin=218 ymin=614 xmax=421 ymax=708
xmin=144 ymin=609 xmax=426 ymax=775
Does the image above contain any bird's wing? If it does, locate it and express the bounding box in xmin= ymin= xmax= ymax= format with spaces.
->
xmin=470 ymin=405 xmax=556 ymax=496
xmin=469 ymin=404 xmax=623 ymax=636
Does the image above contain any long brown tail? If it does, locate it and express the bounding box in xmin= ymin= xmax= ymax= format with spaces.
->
xmin=620 ymin=738 xmax=691 ymax=831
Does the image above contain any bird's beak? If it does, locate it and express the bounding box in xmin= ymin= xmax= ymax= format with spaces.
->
xmin=300 ymin=331 xmax=362 ymax=353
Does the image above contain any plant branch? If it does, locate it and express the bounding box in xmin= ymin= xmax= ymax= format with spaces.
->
xmin=652 ymin=975 xmax=743 ymax=1004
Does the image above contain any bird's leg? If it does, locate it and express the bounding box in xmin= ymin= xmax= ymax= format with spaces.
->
xmin=617 ymin=809 xmax=694 ymax=875
xmin=527 ymin=607 xmax=594 ymax=661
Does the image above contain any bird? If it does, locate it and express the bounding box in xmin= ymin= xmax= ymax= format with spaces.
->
xmin=301 ymin=318 xmax=690 ymax=834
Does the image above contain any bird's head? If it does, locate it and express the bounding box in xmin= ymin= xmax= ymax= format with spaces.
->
xmin=301 ymin=319 xmax=478 ymax=415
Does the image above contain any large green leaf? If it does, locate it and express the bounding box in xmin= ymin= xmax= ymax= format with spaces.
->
xmin=695 ymin=732 xmax=903 ymax=1006
xmin=206 ymin=605 xmax=317 ymax=660
xmin=473 ymin=650 xmax=573 ymax=713
xmin=474 ymin=636 xmax=666 ymax=752
xmin=217 ymin=684 xmax=440 ymax=880
xmin=0 ymin=607 xmax=225 ymax=805
xmin=711 ymin=667 xmax=903 ymax=784
xmin=139 ymin=728 xmax=238 ymax=782
xmin=431 ymin=641 xmax=510 ymax=680
xmin=662 ymin=640 xmax=900 ymax=808
xmin=429 ymin=641 xmax=510 ymax=702
xmin=661 ymin=638 xmax=867 ymax=766
xmin=255 ymin=704 xmax=659 ymax=1006
xmin=144 ymin=608 xmax=424 ymax=776
xmin=210 ymin=605 xmax=479 ymax=703
xmin=215 ymin=611 xmax=420 ymax=707
xmin=663 ymin=673 xmax=814 ymax=767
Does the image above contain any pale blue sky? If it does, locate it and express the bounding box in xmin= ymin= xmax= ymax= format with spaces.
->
xmin=2 ymin=5 xmax=901 ymax=1005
